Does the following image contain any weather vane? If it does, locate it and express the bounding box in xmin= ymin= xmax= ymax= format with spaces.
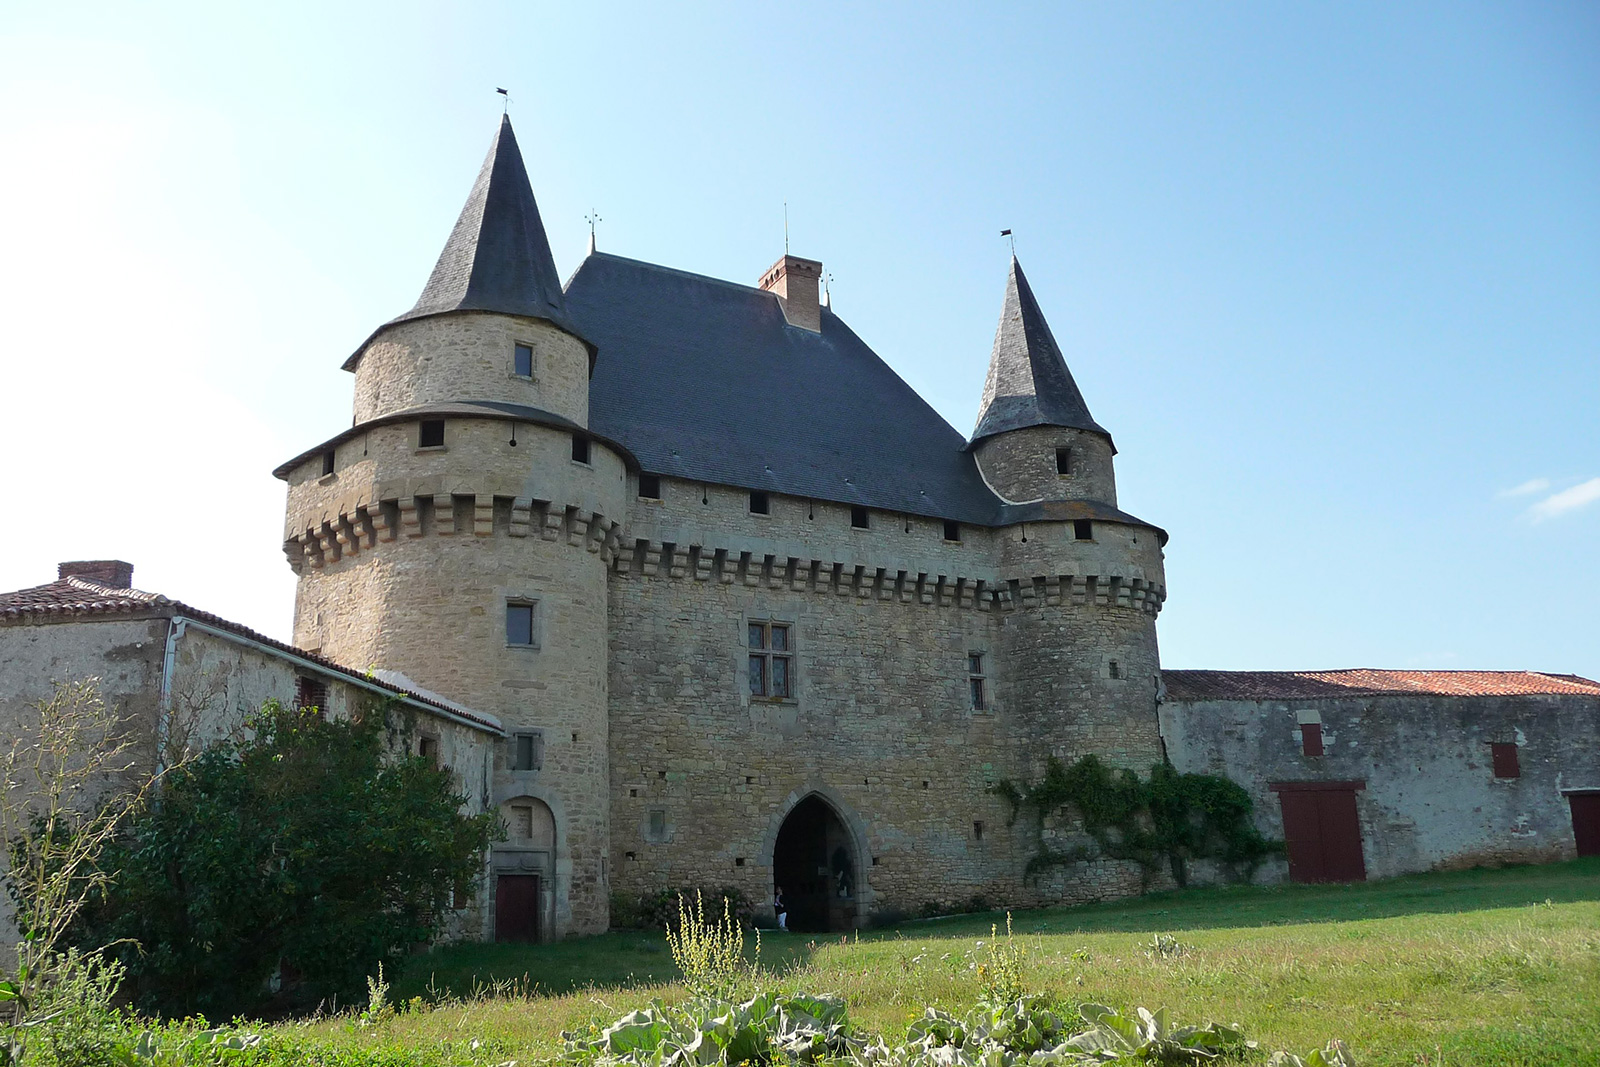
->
xmin=496 ymin=87 xmax=511 ymax=113
xmin=1001 ymin=228 xmax=1015 ymax=255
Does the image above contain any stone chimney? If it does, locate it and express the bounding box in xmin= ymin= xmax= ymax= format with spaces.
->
xmin=758 ymin=255 xmax=823 ymax=332
xmin=59 ymin=560 xmax=134 ymax=589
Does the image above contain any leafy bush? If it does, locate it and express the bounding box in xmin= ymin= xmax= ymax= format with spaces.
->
xmin=620 ymin=887 xmax=758 ymax=931
xmin=76 ymin=700 xmax=500 ymax=1019
xmin=563 ymin=991 xmax=853 ymax=1067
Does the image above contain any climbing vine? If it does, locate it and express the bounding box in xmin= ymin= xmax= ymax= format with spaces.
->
xmin=989 ymin=756 xmax=1279 ymax=886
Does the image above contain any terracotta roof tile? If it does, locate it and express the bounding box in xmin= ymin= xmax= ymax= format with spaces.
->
xmin=1163 ymin=668 xmax=1600 ymax=701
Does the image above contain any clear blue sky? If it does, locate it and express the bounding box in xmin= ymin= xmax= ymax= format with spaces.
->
xmin=2 ymin=2 xmax=1595 ymax=676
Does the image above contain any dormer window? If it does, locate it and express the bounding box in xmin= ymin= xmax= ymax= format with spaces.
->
xmin=419 ymin=420 xmax=445 ymax=448
xmin=513 ymin=342 xmax=534 ymax=378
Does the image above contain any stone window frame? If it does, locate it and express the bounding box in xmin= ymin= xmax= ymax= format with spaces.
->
xmin=511 ymin=339 xmax=537 ymax=381
xmin=511 ymin=729 xmax=545 ymax=773
xmin=645 ymin=807 xmax=670 ymax=843
xmin=741 ymin=614 xmax=798 ymax=705
xmin=746 ymin=619 xmax=794 ymax=700
xmin=967 ymin=651 xmax=989 ymax=711
xmin=505 ymin=597 xmax=542 ymax=650
xmin=1101 ymin=653 xmax=1127 ymax=683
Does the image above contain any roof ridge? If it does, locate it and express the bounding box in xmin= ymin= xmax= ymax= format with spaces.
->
xmin=572 ymin=251 xmax=787 ymax=299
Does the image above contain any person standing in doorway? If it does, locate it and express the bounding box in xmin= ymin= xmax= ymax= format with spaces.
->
xmin=774 ymin=885 xmax=788 ymax=930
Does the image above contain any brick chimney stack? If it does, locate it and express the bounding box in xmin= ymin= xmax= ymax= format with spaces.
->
xmin=758 ymin=255 xmax=823 ymax=332
xmin=59 ymin=560 xmax=134 ymax=589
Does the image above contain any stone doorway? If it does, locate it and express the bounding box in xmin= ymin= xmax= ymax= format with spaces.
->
xmin=773 ymin=795 xmax=858 ymax=932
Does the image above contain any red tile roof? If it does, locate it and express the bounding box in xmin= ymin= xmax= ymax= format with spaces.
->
xmin=0 ymin=577 xmax=503 ymax=734
xmin=1163 ymin=668 xmax=1600 ymax=701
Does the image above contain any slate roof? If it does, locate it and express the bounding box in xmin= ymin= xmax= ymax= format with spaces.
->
xmin=970 ymin=257 xmax=1110 ymax=447
xmin=343 ymin=116 xmax=587 ymax=371
xmin=567 ymin=253 xmax=1013 ymax=525
xmin=1162 ymin=669 xmax=1600 ymax=701
xmin=0 ymin=577 xmax=504 ymax=733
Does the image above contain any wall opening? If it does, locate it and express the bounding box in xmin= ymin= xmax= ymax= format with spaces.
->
xmin=639 ymin=474 xmax=661 ymax=499
xmin=773 ymin=795 xmax=857 ymax=932
xmin=1072 ymin=519 xmax=1093 ymax=541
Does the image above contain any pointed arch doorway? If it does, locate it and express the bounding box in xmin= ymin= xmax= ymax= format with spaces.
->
xmin=773 ymin=794 xmax=859 ymax=932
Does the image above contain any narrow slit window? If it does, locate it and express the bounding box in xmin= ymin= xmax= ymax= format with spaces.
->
xmin=419 ymin=420 xmax=445 ymax=448
xmin=1491 ymin=742 xmax=1520 ymax=779
xmin=851 ymin=506 xmax=870 ymax=529
xmin=1109 ymin=660 xmax=1121 ymax=679
xmin=749 ymin=491 xmax=770 ymax=515
xmin=506 ymin=602 xmax=536 ymax=647
xmin=1301 ymin=721 xmax=1324 ymax=758
xmin=1056 ymin=447 xmax=1072 ymax=475
xmin=747 ymin=621 xmax=793 ymax=699
xmin=321 ymin=450 xmax=335 ymax=476
xmin=944 ymin=520 xmax=961 ymax=542
xmin=571 ymin=435 xmax=591 ymax=464
xmin=638 ymin=474 xmax=661 ymax=499
xmin=973 ymin=820 xmax=985 ymax=841
xmin=1073 ymin=519 xmax=1093 ymax=541
xmin=968 ymin=652 xmax=987 ymax=711
xmin=513 ymin=342 xmax=534 ymax=378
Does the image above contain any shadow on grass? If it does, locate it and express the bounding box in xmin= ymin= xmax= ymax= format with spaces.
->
xmin=397 ymin=857 xmax=1600 ymax=1002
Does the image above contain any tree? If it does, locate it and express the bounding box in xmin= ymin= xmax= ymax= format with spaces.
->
xmin=83 ymin=699 xmax=499 ymax=1018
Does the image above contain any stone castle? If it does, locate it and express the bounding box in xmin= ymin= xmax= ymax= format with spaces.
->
xmin=268 ymin=116 xmax=1600 ymax=942
xmin=275 ymin=116 xmax=1170 ymax=939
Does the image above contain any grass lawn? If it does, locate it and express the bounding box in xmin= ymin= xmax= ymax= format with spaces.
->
xmin=289 ymin=859 xmax=1600 ymax=1065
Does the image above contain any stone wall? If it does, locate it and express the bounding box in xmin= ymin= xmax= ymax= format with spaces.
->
xmin=974 ymin=427 xmax=1117 ymax=505
xmin=1160 ymin=692 xmax=1600 ymax=880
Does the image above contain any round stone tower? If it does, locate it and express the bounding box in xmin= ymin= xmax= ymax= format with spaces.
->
xmin=274 ymin=117 xmax=626 ymax=939
xmin=968 ymin=257 xmax=1168 ymax=782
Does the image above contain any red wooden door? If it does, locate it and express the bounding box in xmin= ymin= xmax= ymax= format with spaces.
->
xmin=1275 ymin=784 xmax=1366 ymax=883
xmin=495 ymin=874 xmax=541 ymax=942
xmin=1570 ymin=794 xmax=1600 ymax=857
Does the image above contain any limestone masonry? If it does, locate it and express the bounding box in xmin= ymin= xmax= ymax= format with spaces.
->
xmin=136 ymin=115 xmax=1598 ymax=941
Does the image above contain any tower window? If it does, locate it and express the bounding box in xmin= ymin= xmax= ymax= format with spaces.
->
xmin=513 ymin=342 xmax=534 ymax=378
xmin=506 ymin=601 xmax=537 ymax=647
xmin=748 ymin=620 xmax=793 ymax=699
xmin=943 ymin=520 xmax=961 ymax=542
xmin=851 ymin=506 xmax=870 ymax=529
xmin=1056 ymin=447 xmax=1072 ymax=475
xmin=1073 ymin=519 xmax=1093 ymax=541
xmin=512 ymin=731 xmax=544 ymax=771
xmin=968 ymin=652 xmax=987 ymax=711
xmin=749 ymin=491 xmax=770 ymax=515
xmin=419 ymin=420 xmax=445 ymax=448
xmin=648 ymin=809 xmax=667 ymax=839
xmin=1491 ymin=742 xmax=1520 ymax=779
xmin=638 ymin=474 xmax=661 ymax=499
xmin=321 ymin=450 xmax=335 ymax=477
xmin=571 ymin=435 xmax=591 ymax=464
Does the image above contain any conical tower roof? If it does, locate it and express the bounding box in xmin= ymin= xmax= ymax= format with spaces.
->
xmin=345 ymin=116 xmax=587 ymax=369
xmin=969 ymin=256 xmax=1109 ymax=447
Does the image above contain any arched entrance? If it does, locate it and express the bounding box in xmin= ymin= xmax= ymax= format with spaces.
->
xmin=773 ymin=795 xmax=858 ymax=932
xmin=494 ymin=796 xmax=555 ymax=942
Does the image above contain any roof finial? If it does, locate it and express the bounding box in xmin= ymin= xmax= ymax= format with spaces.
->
xmin=823 ymin=270 xmax=832 ymax=309
xmin=1000 ymin=228 xmax=1015 ymax=256
xmin=585 ymin=209 xmax=602 ymax=255
xmin=784 ymin=201 xmax=789 ymax=255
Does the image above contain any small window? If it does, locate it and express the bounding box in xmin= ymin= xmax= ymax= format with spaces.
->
xmin=419 ymin=420 xmax=445 ymax=448
xmin=419 ymin=736 xmax=440 ymax=767
xmin=638 ymin=474 xmax=661 ymax=499
xmin=1301 ymin=722 xmax=1324 ymax=758
xmin=1073 ymin=519 xmax=1093 ymax=541
xmin=968 ymin=652 xmax=987 ymax=711
xmin=748 ymin=621 xmax=793 ymax=699
xmin=513 ymin=342 xmax=534 ymax=378
xmin=943 ymin=520 xmax=961 ymax=542
xmin=851 ymin=506 xmax=870 ymax=529
xmin=513 ymin=731 xmax=544 ymax=772
xmin=506 ymin=602 xmax=536 ymax=647
xmin=294 ymin=675 xmax=328 ymax=712
xmin=1109 ymin=660 xmax=1121 ymax=679
xmin=749 ymin=491 xmax=770 ymax=515
xmin=571 ymin=435 xmax=591 ymax=464
xmin=1491 ymin=742 xmax=1520 ymax=779
xmin=973 ymin=820 xmax=985 ymax=842
xmin=648 ymin=809 xmax=667 ymax=838
xmin=1056 ymin=447 xmax=1072 ymax=475
xmin=321 ymin=450 xmax=335 ymax=477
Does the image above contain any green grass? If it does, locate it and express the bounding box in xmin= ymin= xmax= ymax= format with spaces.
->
xmin=278 ymin=859 xmax=1600 ymax=1066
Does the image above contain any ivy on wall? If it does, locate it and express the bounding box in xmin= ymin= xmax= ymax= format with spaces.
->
xmin=989 ymin=756 xmax=1280 ymax=886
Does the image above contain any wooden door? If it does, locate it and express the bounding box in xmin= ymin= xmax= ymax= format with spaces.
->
xmin=1570 ymin=794 xmax=1600 ymax=857
xmin=1275 ymin=784 xmax=1366 ymax=883
xmin=495 ymin=874 xmax=541 ymax=942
